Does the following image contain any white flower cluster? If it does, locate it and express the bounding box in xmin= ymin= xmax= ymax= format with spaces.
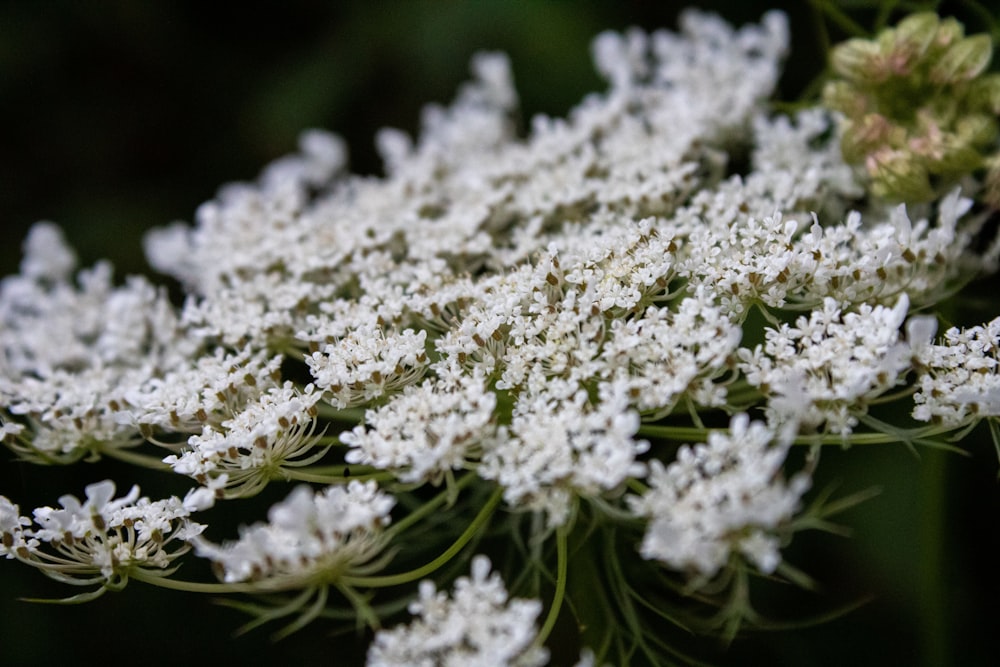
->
xmin=2 ymin=8 xmax=999 ymax=650
xmin=306 ymin=326 xmax=429 ymax=409
xmin=480 ymin=383 xmax=648 ymax=527
xmin=628 ymin=414 xmax=810 ymax=578
xmin=192 ymin=480 xmax=394 ymax=587
xmin=0 ymin=224 xmax=193 ymax=460
xmin=738 ymin=295 xmax=914 ymax=435
xmin=340 ymin=374 xmax=496 ymax=485
xmin=912 ymin=316 xmax=1000 ymax=425
xmin=122 ymin=345 xmax=284 ymax=434
xmin=164 ymin=382 xmax=324 ymax=496
xmin=366 ymin=555 xmax=548 ymax=667
xmin=0 ymin=480 xmax=208 ymax=584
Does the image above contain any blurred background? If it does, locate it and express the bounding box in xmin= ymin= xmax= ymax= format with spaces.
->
xmin=1 ymin=1 xmax=998 ymax=665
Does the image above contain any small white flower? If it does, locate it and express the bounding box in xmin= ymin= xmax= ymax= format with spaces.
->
xmin=341 ymin=374 xmax=496 ymax=485
xmin=629 ymin=414 xmax=810 ymax=578
xmin=366 ymin=555 xmax=548 ymax=667
xmin=10 ymin=481 xmax=202 ymax=583
xmin=913 ymin=316 xmax=1000 ymax=425
xmin=738 ymin=295 xmax=913 ymax=435
xmin=193 ymin=481 xmax=394 ymax=587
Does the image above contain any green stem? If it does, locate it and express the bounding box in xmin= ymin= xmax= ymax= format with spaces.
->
xmin=385 ymin=472 xmax=477 ymax=539
xmin=636 ymin=424 xmax=709 ymax=442
xmin=535 ymin=524 xmax=569 ymax=648
xmin=281 ymin=468 xmax=395 ymax=484
xmin=638 ymin=423 xmax=957 ymax=447
xmin=315 ymin=404 xmax=367 ymax=424
xmin=918 ymin=449 xmax=948 ymax=667
xmin=810 ymin=0 xmax=871 ymax=37
xmin=129 ymin=568 xmax=264 ymax=594
xmin=342 ymin=485 xmax=502 ymax=588
xmin=98 ymin=446 xmax=171 ymax=471
xmin=336 ymin=582 xmax=381 ymax=630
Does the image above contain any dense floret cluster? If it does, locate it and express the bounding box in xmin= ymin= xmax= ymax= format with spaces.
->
xmin=2 ymin=8 xmax=999 ymax=665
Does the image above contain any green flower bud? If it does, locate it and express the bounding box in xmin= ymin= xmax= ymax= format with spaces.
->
xmin=831 ymin=38 xmax=885 ymax=83
xmin=968 ymin=74 xmax=1000 ymax=115
xmin=867 ymin=147 xmax=934 ymax=202
xmin=822 ymin=80 xmax=867 ymax=117
xmin=955 ymin=113 xmax=998 ymax=150
xmin=926 ymin=136 xmax=982 ymax=176
xmin=930 ymin=34 xmax=992 ymax=84
xmin=842 ymin=114 xmax=901 ymax=163
xmin=823 ymin=12 xmax=998 ymax=205
xmin=932 ymin=17 xmax=965 ymax=53
xmin=881 ymin=12 xmax=939 ymax=74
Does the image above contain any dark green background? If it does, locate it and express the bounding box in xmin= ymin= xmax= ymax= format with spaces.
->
xmin=1 ymin=2 xmax=998 ymax=665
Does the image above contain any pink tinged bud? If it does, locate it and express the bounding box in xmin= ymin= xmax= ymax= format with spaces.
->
xmin=822 ymin=80 xmax=867 ymax=117
xmin=831 ymin=38 xmax=886 ymax=83
xmin=930 ymin=34 xmax=992 ymax=84
xmin=889 ymin=12 xmax=939 ymax=63
xmin=867 ymin=148 xmax=933 ymax=202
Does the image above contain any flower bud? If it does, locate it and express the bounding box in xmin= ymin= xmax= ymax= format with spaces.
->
xmin=956 ymin=113 xmax=998 ymax=149
xmin=881 ymin=12 xmax=939 ymax=74
xmin=841 ymin=113 xmax=896 ymax=163
xmin=969 ymin=74 xmax=1000 ymax=115
xmin=822 ymin=80 xmax=867 ymax=117
xmin=930 ymin=34 xmax=992 ymax=84
xmin=831 ymin=38 xmax=885 ymax=83
xmin=867 ymin=148 xmax=933 ymax=202
xmin=933 ymin=17 xmax=964 ymax=51
xmin=892 ymin=12 xmax=939 ymax=56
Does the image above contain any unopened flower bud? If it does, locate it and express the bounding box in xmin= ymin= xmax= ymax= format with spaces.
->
xmin=930 ymin=34 xmax=992 ymax=84
xmin=867 ymin=148 xmax=933 ymax=202
xmin=822 ymin=80 xmax=867 ymax=117
xmin=890 ymin=12 xmax=939 ymax=58
xmin=831 ymin=38 xmax=885 ymax=83
xmin=969 ymin=74 xmax=1000 ymax=115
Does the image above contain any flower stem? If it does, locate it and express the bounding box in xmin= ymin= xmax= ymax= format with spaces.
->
xmin=128 ymin=568 xmax=263 ymax=594
xmin=342 ymin=485 xmax=502 ymax=588
xmin=917 ymin=449 xmax=948 ymax=667
xmin=315 ymin=404 xmax=367 ymax=424
xmin=97 ymin=446 xmax=171 ymax=471
xmin=281 ymin=468 xmax=395 ymax=484
xmin=535 ymin=523 xmax=568 ymax=648
xmin=385 ymin=472 xmax=477 ymax=539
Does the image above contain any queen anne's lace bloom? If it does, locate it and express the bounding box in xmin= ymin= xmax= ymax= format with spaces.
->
xmin=366 ymin=555 xmax=548 ymax=667
xmin=738 ymin=295 xmax=914 ymax=435
xmin=629 ymin=414 xmax=810 ymax=578
xmin=164 ymin=382 xmax=324 ymax=496
xmin=192 ymin=480 xmax=394 ymax=587
xmin=1 ymin=480 xmax=207 ymax=586
xmin=479 ymin=382 xmax=649 ymax=527
xmin=0 ymin=226 xmax=196 ymax=461
xmin=340 ymin=374 xmax=496 ymax=484
xmin=3 ymin=7 xmax=998 ymax=659
xmin=912 ymin=316 xmax=1000 ymax=425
